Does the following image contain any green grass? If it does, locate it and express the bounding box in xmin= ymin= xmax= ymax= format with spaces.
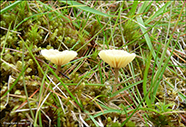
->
xmin=0 ymin=1 xmax=185 ymax=127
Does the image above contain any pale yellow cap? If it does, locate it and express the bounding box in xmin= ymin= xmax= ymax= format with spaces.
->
xmin=98 ymin=49 xmax=136 ymax=68
xmin=41 ymin=49 xmax=77 ymax=65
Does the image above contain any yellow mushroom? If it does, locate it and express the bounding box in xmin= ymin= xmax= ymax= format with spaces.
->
xmin=41 ymin=49 xmax=77 ymax=74
xmin=98 ymin=49 xmax=136 ymax=92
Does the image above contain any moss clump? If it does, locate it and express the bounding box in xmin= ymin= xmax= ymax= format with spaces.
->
xmin=115 ymin=20 xmax=141 ymax=48
xmin=148 ymin=113 xmax=180 ymax=127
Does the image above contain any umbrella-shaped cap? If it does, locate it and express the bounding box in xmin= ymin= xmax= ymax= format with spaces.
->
xmin=98 ymin=49 xmax=136 ymax=68
xmin=41 ymin=49 xmax=77 ymax=65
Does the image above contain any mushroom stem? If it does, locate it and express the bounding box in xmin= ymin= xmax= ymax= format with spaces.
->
xmin=113 ymin=68 xmax=119 ymax=93
xmin=55 ymin=65 xmax=61 ymax=75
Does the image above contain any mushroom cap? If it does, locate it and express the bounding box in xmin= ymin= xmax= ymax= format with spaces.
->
xmin=41 ymin=49 xmax=77 ymax=65
xmin=98 ymin=49 xmax=136 ymax=68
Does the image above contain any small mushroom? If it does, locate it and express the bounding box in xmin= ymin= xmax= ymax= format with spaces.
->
xmin=41 ymin=49 xmax=77 ymax=75
xmin=98 ymin=49 xmax=136 ymax=92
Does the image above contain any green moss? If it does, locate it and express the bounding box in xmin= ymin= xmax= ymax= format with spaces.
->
xmin=4 ymin=53 xmax=13 ymax=63
xmin=26 ymin=24 xmax=42 ymax=44
xmin=14 ymin=90 xmax=21 ymax=95
xmin=16 ymin=61 xmax=22 ymax=71
xmin=1 ymin=63 xmax=11 ymax=71
xmin=125 ymin=120 xmax=136 ymax=127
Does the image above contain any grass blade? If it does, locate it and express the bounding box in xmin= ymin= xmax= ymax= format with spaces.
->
xmin=0 ymin=0 xmax=22 ymax=14
xmin=111 ymin=80 xmax=143 ymax=98
xmin=142 ymin=53 xmax=152 ymax=107
xmin=145 ymin=2 xmax=172 ymax=24
xmin=1 ymin=66 xmax=26 ymax=98
xmin=46 ymin=63 xmax=84 ymax=110
xmin=136 ymin=1 xmax=156 ymax=62
xmin=60 ymin=1 xmax=115 ymax=17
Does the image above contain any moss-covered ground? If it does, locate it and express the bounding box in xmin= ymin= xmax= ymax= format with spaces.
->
xmin=0 ymin=1 xmax=186 ymax=127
